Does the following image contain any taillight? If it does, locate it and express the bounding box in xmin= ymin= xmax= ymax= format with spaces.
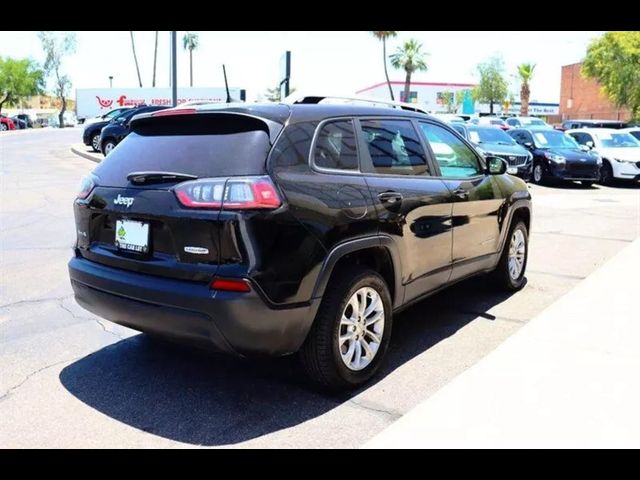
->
xmin=77 ymin=175 xmax=96 ymax=199
xmin=174 ymin=176 xmax=282 ymax=210
xmin=210 ymin=277 xmax=251 ymax=293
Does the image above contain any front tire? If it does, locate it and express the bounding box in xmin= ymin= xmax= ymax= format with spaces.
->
xmin=600 ymin=161 xmax=614 ymax=186
xmin=300 ymin=267 xmax=393 ymax=391
xmin=493 ymin=220 xmax=528 ymax=291
xmin=0 ymin=123 xmax=7 ymax=131
xmin=532 ymin=162 xmax=545 ymax=184
xmin=102 ymin=139 xmax=116 ymax=156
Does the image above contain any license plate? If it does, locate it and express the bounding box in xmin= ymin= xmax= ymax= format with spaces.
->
xmin=507 ymin=167 xmax=518 ymax=174
xmin=115 ymin=219 xmax=149 ymax=253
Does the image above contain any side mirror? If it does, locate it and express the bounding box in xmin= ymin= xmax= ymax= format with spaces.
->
xmin=486 ymin=156 xmax=507 ymax=175
xmin=523 ymin=142 xmax=534 ymax=150
xmin=585 ymin=141 xmax=594 ymax=149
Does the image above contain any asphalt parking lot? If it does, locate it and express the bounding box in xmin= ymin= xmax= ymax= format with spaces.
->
xmin=1 ymin=128 xmax=639 ymax=448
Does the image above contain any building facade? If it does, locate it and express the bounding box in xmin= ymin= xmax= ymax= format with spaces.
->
xmin=356 ymin=80 xmax=559 ymax=118
xmin=559 ymin=63 xmax=631 ymax=121
xmin=355 ymin=81 xmax=476 ymax=113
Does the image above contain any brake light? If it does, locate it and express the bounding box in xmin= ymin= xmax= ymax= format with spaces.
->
xmin=152 ymin=108 xmax=197 ymax=117
xmin=210 ymin=277 xmax=251 ymax=293
xmin=77 ymin=175 xmax=96 ymax=199
xmin=174 ymin=176 xmax=282 ymax=210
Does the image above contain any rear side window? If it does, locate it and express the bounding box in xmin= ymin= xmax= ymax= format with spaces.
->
xmin=360 ymin=119 xmax=429 ymax=175
xmin=313 ymin=120 xmax=358 ymax=171
xmin=93 ymin=113 xmax=274 ymax=186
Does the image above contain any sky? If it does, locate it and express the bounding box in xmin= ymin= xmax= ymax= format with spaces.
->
xmin=0 ymin=31 xmax=603 ymax=103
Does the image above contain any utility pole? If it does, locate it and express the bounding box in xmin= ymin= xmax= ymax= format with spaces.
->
xmin=171 ymin=31 xmax=178 ymax=107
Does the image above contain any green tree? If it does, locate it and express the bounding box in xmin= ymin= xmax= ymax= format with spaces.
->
xmin=473 ymin=55 xmax=508 ymax=115
xmin=439 ymin=90 xmax=454 ymax=113
xmin=517 ymin=63 xmax=536 ymax=116
xmin=38 ymin=32 xmax=76 ymax=128
xmin=371 ymin=31 xmax=398 ymax=101
xmin=183 ymin=32 xmax=199 ymax=87
xmin=390 ymin=39 xmax=428 ymax=104
xmin=264 ymin=84 xmax=296 ymax=102
xmin=0 ymin=57 xmax=44 ymax=114
xmin=130 ymin=31 xmax=143 ymax=87
xmin=582 ymin=31 xmax=640 ymax=120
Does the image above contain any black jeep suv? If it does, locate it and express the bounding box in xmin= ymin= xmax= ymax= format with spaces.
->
xmin=68 ymin=99 xmax=532 ymax=390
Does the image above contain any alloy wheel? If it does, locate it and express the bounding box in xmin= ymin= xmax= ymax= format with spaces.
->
xmin=508 ymin=229 xmax=526 ymax=280
xmin=338 ymin=287 xmax=385 ymax=371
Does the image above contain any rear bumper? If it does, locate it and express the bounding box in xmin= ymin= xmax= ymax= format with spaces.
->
xmin=68 ymin=256 xmax=318 ymax=357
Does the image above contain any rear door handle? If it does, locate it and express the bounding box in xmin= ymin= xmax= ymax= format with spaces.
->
xmin=453 ymin=187 xmax=469 ymax=200
xmin=377 ymin=191 xmax=403 ymax=205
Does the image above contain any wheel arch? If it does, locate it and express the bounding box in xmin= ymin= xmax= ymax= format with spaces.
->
xmin=311 ymin=236 xmax=403 ymax=309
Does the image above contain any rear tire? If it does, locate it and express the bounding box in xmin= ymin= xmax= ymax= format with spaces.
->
xmin=0 ymin=123 xmax=7 ymax=131
xmin=493 ymin=220 xmax=528 ymax=291
xmin=90 ymin=133 xmax=101 ymax=152
xmin=299 ymin=267 xmax=393 ymax=391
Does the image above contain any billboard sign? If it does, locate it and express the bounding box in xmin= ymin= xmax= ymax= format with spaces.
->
xmin=76 ymin=87 xmax=243 ymax=120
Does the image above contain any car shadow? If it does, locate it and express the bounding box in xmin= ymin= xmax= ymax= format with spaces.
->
xmin=59 ymin=276 xmax=519 ymax=446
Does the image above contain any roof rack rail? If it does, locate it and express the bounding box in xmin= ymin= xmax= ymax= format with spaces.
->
xmin=282 ymin=93 xmax=430 ymax=115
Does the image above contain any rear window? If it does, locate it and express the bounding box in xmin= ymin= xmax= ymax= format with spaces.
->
xmin=93 ymin=113 xmax=274 ymax=186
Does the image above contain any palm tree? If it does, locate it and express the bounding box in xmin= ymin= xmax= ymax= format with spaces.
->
xmin=390 ymin=39 xmax=428 ymax=104
xmin=152 ymin=31 xmax=158 ymax=87
xmin=130 ymin=31 xmax=143 ymax=88
xmin=517 ymin=63 xmax=536 ymax=116
xmin=371 ymin=31 xmax=397 ymax=101
xmin=183 ymin=32 xmax=199 ymax=87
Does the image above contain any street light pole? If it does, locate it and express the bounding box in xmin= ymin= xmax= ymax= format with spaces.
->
xmin=171 ymin=31 xmax=178 ymax=107
xmin=109 ymin=76 xmax=113 ymax=88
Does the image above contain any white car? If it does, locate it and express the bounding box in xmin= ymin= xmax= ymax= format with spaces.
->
xmin=621 ymin=127 xmax=640 ymax=143
xmin=505 ymin=116 xmax=552 ymax=129
xmin=566 ymin=128 xmax=640 ymax=184
xmin=431 ymin=113 xmax=465 ymax=124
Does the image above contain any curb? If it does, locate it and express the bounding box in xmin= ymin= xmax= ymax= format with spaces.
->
xmin=70 ymin=145 xmax=102 ymax=163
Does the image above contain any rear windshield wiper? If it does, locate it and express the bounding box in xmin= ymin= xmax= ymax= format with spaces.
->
xmin=127 ymin=171 xmax=198 ymax=185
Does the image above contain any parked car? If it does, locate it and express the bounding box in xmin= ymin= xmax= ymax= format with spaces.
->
xmin=508 ymin=127 xmax=601 ymax=186
xmin=99 ymin=105 xmax=169 ymax=155
xmin=431 ymin=113 xmax=465 ymax=124
xmin=621 ymin=127 xmax=640 ymax=142
xmin=82 ymin=106 xmax=132 ymax=126
xmin=83 ymin=106 xmax=143 ymax=152
xmin=468 ymin=116 xmax=511 ymax=131
xmin=566 ymin=128 xmax=640 ymax=184
xmin=557 ymin=119 xmax=628 ymax=131
xmin=15 ymin=113 xmax=34 ymax=128
xmin=451 ymin=124 xmax=532 ymax=180
xmin=505 ymin=116 xmax=552 ymax=129
xmin=0 ymin=114 xmax=16 ymax=131
xmin=10 ymin=116 xmax=27 ymax=129
xmin=68 ymin=99 xmax=532 ymax=391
